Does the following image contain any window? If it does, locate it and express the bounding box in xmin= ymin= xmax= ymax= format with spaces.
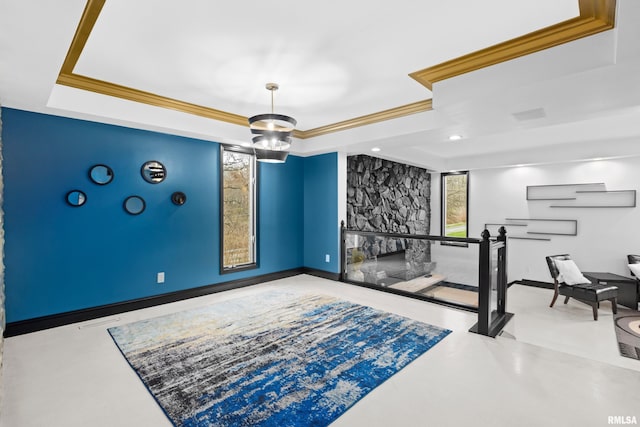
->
xmin=220 ymin=146 xmax=257 ymax=273
xmin=441 ymin=171 xmax=469 ymax=241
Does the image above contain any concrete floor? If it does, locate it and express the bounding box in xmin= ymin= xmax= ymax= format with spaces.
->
xmin=1 ymin=275 xmax=639 ymax=427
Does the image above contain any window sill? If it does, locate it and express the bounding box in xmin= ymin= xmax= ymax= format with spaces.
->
xmin=220 ymin=263 xmax=258 ymax=275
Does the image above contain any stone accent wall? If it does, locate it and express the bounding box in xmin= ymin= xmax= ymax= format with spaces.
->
xmin=346 ymin=155 xmax=431 ymax=279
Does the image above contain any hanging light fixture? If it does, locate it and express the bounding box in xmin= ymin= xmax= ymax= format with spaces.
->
xmin=248 ymin=83 xmax=296 ymax=163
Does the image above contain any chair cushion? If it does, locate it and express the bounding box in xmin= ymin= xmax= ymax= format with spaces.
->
xmin=546 ymin=254 xmax=571 ymax=280
xmin=555 ymin=259 xmax=590 ymax=285
xmin=568 ymin=282 xmax=618 ymax=302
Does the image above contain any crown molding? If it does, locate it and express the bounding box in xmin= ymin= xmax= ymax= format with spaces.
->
xmin=59 ymin=0 xmax=105 ymax=75
xmin=298 ymin=100 xmax=433 ymax=139
xmin=409 ymin=0 xmax=616 ymax=89
xmin=57 ymin=72 xmax=249 ymax=126
xmin=56 ymin=0 xmax=616 ymax=139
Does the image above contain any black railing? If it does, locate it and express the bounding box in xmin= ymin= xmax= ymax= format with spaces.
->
xmin=340 ymin=222 xmax=513 ymax=338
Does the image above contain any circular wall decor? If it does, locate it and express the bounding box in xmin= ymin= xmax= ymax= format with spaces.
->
xmin=89 ymin=164 xmax=114 ymax=185
xmin=66 ymin=190 xmax=87 ymax=207
xmin=141 ymin=160 xmax=166 ymax=184
xmin=171 ymin=191 xmax=187 ymax=206
xmin=124 ymin=195 xmax=146 ymax=215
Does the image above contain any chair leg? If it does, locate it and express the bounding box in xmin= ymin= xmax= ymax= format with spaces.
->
xmin=563 ymin=295 xmax=570 ymax=304
xmin=611 ymin=298 xmax=618 ymax=315
xmin=550 ymin=289 xmax=559 ymax=307
xmin=591 ymin=302 xmax=598 ymax=321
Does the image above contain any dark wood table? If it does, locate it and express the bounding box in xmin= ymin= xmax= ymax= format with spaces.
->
xmin=583 ymin=272 xmax=639 ymax=310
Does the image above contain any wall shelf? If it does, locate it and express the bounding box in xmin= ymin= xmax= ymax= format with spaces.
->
xmin=484 ymin=223 xmax=527 ymax=227
xmin=529 ymin=197 xmax=576 ymax=201
xmin=505 ymin=218 xmax=577 ymax=236
xmin=508 ymin=236 xmax=552 ymax=241
xmin=526 ymin=183 xmax=636 ymax=208
xmin=549 ymin=206 xmax=635 ymax=208
xmin=503 ymin=182 xmax=637 ymax=244
xmin=504 ymin=218 xmax=576 ymax=221
xmin=550 ymin=189 xmax=636 ymax=208
xmin=527 ymin=232 xmax=570 ymax=236
xmin=527 ymin=183 xmax=605 ymax=200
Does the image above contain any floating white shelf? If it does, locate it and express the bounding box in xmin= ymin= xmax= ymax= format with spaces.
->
xmin=508 ymin=236 xmax=552 ymax=241
xmin=505 ymin=218 xmax=577 ymax=236
xmin=527 ymin=183 xmax=636 ymax=207
xmin=526 ymin=183 xmax=605 ymax=200
xmin=550 ymin=190 xmax=636 ymax=208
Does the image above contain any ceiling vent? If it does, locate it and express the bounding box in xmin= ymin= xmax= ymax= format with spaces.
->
xmin=512 ymin=107 xmax=546 ymax=121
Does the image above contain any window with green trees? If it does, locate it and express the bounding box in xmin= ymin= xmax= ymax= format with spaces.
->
xmin=220 ymin=146 xmax=257 ymax=272
xmin=441 ymin=171 xmax=469 ymax=239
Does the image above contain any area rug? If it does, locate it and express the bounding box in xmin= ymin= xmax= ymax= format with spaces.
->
xmin=108 ymin=292 xmax=451 ymax=427
xmin=613 ymin=308 xmax=640 ymax=360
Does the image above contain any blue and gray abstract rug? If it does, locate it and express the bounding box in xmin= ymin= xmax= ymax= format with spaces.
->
xmin=108 ymin=292 xmax=451 ymax=426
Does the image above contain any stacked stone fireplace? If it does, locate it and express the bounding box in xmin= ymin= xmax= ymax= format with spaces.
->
xmin=346 ymin=155 xmax=431 ymax=281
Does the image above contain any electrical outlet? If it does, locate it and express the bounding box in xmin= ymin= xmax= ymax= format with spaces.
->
xmin=325 ymin=254 xmax=330 ymax=263
xmin=157 ymin=272 xmax=165 ymax=283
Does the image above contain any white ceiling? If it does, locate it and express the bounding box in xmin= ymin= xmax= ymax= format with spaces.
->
xmin=1 ymin=0 xmax=640 ymax=171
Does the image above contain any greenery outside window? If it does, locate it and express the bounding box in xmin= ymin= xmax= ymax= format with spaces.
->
xmin=441 ymin=171 xmax=469 ymax=244
xmin=220 ymin=145 xmax=257 ymax=273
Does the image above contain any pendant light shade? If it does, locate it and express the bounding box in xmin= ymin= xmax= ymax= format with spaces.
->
xmin=248 ymin=83 xmax=295 ymax=163
xmin=248 ymin=114 xmax=296 ymax=132
xmin=253 ymin=148 xmax=289 ymax=163
xmin=252 ymin=135 xmax=292 ymax=151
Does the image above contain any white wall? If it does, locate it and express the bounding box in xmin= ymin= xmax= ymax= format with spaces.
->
xmin=431 ymin=157 xmax=640 ymax=283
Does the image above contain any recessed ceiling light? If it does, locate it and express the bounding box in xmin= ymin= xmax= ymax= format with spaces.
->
xmin=448 ymin=134 xmax=463 ymax=141
xmin=371 ymin=147 xmax=381 ymax=152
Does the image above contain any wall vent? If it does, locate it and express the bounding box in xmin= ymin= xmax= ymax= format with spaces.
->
xmin=512 ymin=108 xmax=546 ymax=121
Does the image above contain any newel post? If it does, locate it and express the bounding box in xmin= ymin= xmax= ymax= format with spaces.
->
xmin=497 ymin=226 xmax=508 ymax=315
xmin=477 ymin=229 xmax=492 ymax=336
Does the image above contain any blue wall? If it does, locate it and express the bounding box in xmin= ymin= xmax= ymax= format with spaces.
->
xmin=2 ymin=108 xmax=304 ymax=322
xmin=303 ymin=152 xmax=340 ymax=273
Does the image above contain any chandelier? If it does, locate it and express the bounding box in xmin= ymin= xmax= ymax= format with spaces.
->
xmin=248 ymin=83 xmax=296 ymax=163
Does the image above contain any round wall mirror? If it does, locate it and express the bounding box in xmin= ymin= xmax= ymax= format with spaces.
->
xmin=141 ymin=160 xmax=166 ymax=184
xmin=89 ymin=164 xmax=114 ymax=185
xmin=171 ymin=191 xmax=187 ymax=206
xmin=66 ymin=190 xmax=87 ymax=207
xmin=124 ymin=196 xmax=146 ymax=215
